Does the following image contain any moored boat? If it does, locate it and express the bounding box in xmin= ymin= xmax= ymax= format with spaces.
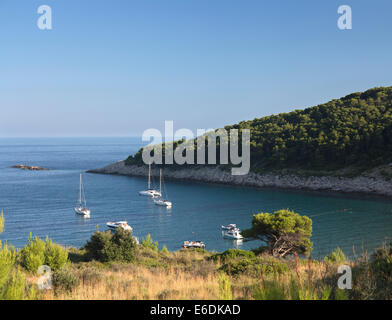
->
xmin=153 ymin=169 xmax=172 ymax=208
xmin=222 ymin=228 xmax=243 ymax=240
xmin=221 ymin=224 xmax=237 ymax=230
xmin=154 ymin=198 xmax=172 ymax=208
xmin=74 ymin=173 xmax=90 ymax=217
xmin=106 ymin=221 xmax=133 ymax=232
xmin=183 ymin=240 xmax=206 ymax=249
xmin=139 ymin=164 xmax=162 ymax=197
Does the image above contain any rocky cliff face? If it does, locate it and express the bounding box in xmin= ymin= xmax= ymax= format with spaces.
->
xmin=87 ymin=161 xmax=392 ymax=197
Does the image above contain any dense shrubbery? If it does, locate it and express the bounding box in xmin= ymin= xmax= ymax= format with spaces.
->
xmin=84 ymin=228 xmax=137 ymax=263
xmin=0 ymin=212 xmax=37 ymax=300
xmin=52 ymin=266 xmax=80 ymax=295
xmin=211 ymin=249 xmax=255 ymax=262
xmin=211 ymin=249 xmax=289 ymax=277
xmin=44 ymin=237 xmax=69 ymax=271
xmin=324 ymin=247 xmax=346 ymax=263
xmin=141 ymin=234 xmax=159 ymax=252
xmin=0 ymin=242 xmax=15 ymax=288
xmin=20 ymin=234 xmax=45 ymax=274
xmin=20 ymin=234 xmax=69 ymax=273
xmin=126 ymin=87 xmax=392 ymax=171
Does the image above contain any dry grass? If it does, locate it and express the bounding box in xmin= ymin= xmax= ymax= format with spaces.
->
xmin=39 ymin=252 xmax=333 ymax=300
xmin=42 ymin=264 xmax=222 ymax=300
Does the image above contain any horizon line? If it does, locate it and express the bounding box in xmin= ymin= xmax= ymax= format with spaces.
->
xmin=0 ymin=135 xmax=143 ymax=139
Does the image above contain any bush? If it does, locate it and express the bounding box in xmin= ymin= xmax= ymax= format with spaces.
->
xmin=0 ymin=268 xmax=27 ymax=300
xmin=367 ymin=243 xmax=392 ymax=299
xmin=0 ymin=242 xmax=16 ymax=288
xmin=160 ymin=245 xmax=169 ymax=255
xmin=21 ymin=235 xmax=69 ymax=273
xmin=44 ymin=237 xmax=69 ymax=271
xmin=211 ymin=249 xmax=256 ymax=262
xmin=52 ymin=267 xmax=80 ymax=295
xmin=215 ymin=250 xmax=289 ymax=277
xmin=84 ymin=230 xmax=113 ymax=262
xmin=141 ymin=234 xmax=159 ymax=252
xmin=324 ymin=247 xmax=346 ymax=264
xmin=371 ymin=243 xmax=392 ymax=280
xmin=20 ymin=234 xmax=45 ymax=274
xmin=84 ymin=228 xmax=137 ymax=263
xmin=76 ymin=266 xmax=102 ymax=286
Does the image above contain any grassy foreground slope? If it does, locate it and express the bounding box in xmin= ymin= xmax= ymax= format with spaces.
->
xmin=1 ymin=212 xmax=391 ymax=300
xmin=126 ymin=86 xmax=392 ymax=174
xmin=43 ymin=241 xmax=392 ymax=300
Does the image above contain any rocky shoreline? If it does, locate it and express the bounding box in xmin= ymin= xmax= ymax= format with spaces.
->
xmin=87 ymin=161 xmax=392 ymax=197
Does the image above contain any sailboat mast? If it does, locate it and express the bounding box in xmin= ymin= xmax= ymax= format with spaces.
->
xmin=79 ymin=174 xmax=82 ymax=205
xmin=159 ymin=169 xmax=162 ymax=193
xmin=148 ymin=164 xmax=151 ymax=189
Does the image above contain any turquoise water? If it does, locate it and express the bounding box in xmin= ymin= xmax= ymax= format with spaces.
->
xmin=0 ymin=137 xmax=392 ymax=258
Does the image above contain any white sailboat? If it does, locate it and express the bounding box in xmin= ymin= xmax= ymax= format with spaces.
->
xmin=154 ymin=169 xmax=172 ymax=208
xmin=75 ymin=173 xmax=90 ymax=217
xmin=139 ymin=164 xmax=162 ymax=197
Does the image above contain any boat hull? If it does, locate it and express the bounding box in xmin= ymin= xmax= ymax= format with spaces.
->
xmin=75 ymin=207 xmax=90 ymax=216
xmin=154 ymin=199 xmax=172 ymax=207
xmin=183 ymin=241 xmax=205 ymax=249
xmin=139 ymin=190 xmax=162 ymax=197
xmin=106 ymin=222 xmax=133 ymax=232
xmin=222 ymin=229 xmax=243 ymax=240
xmin=223 ymin=233 xmax=243 ymax=240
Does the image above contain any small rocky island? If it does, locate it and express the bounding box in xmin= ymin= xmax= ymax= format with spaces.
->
xmin=11 ymin=165 xmax=49 ymax=171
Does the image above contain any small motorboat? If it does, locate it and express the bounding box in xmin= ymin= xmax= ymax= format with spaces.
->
xmin=221 ymin=224 xmax=237 ymax=230
xmin=106 ymin=221 xmax=133 ymax=232
xmin=223 ymin=228 xmax=243 ymax=240
xmin=183 ymin=240 xmax=206 ymax=249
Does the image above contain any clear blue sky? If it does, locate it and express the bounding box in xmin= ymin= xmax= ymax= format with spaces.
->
xmin=0 ymin=0 xmax=391 ymax=137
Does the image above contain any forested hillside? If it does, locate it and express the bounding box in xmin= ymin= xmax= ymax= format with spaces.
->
xmin=127 ymin=87 xmax=392 ymax=172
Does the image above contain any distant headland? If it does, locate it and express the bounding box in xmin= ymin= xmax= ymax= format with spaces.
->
xmin=89 ymin=86 xmax=392 ymax=197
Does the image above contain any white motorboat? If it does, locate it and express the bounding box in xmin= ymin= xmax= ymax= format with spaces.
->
xmin=139 ymin=164 xmax=162 ymax=197
xmin=153 ymin=169 xmax=172 ymax=208
xmin=106 ymin=221 xmax=133 ymax=232
xmin=74 ymin=173 xmax=90 ymax=217
xmin=223 ymin=228 xmax=243 ymax=240
xmin=221 ymin=224 xmax=237 ymax=230
xmin=183 ymin=241 xmax=206 ymax=249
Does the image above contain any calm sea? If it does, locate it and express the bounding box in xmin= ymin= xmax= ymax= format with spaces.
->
xmin=0 ymin=137 xmax=391 ymax=258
